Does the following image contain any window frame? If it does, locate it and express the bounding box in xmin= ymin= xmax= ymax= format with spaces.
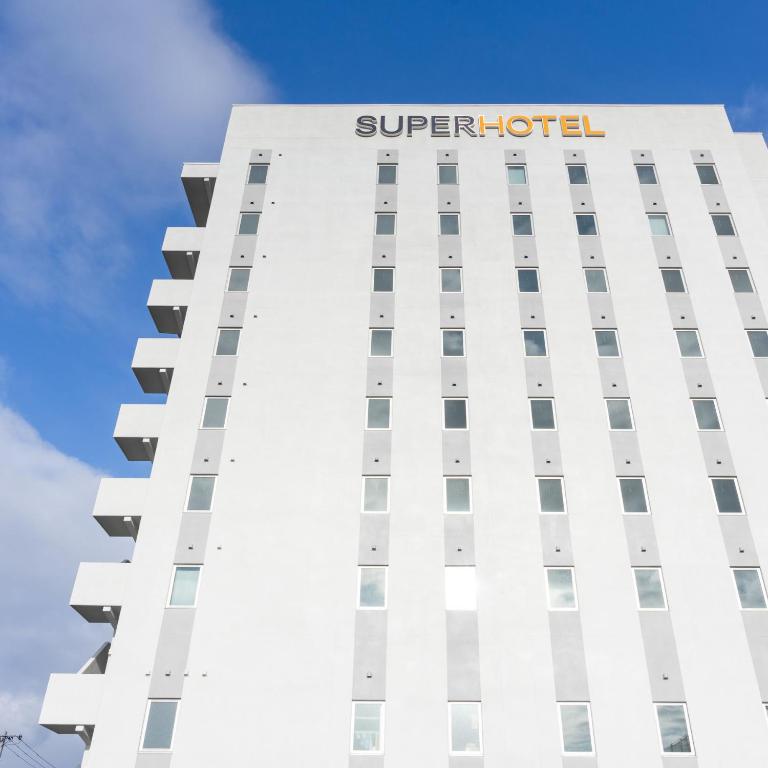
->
xmin=711 ymin=213 xmax=736 ymax=236
xmin=584 ymin=267 xmax=609 ymax=293
xmin=618 ymin=476 xmax=650 ymax=515
xmin=635 ymin=164 xmax=659 ymax=185
xmin=371 ymin=267 xmax=395 ymax=293
xmin=558 ymin=702 xmax=595 ymax=755
xmin=167 ymin=565 xmax=201 ymax=608
xmin=438 ymin=163 xmax=459 ymax=185
xmin=140 ymin=699 xmax=179 ymax=752
xmin=675 ymin=329 xmax=704 ymax=358
xmin=695 ymin=164 xmax=719 ymax=185
xmin=226 ymin=266 xmax=252 ymax=292
xmin=439 ymin=212 xmax=461 ymax=236
xmin=357 ymin=565 xmax=387 ymax=610
xmin=511 ymin=213 xmax=534 ymax=236
xmin=529 ymin=398 xmax=557 ymax=430
xmin=443 ymin=398 xmax=469 ymax=430
xmin=441 ymin=328 xmax=466 ymax=357
xmin=691 ymin=398 xmax=722 ymax=431
xmin=200 ymin=397 xmax=230 ymax=429
xmin=633 ymin=567 xmax=668 ymax=611
xmin=546 ymin=567 xmax=578 ymax=611
xmin=506 ymin=164 xmax=528 ymax=185
xmin=566 ymin=164 xmax=589 ymax=185
xmin=537 ymin=476 xmax=567 ymax=515
xmin=440 ymin=267 xmax=463 ymax=293
xmin=238 ymin=211 xmax=260 ymax=235
xmin=733 ymin=568 xmax=768 ymax=610
xmin=522 ymin=328 xmax=548 ymax=357
xmin=375 ymin=212 xmax=396 ymax=236
xmin=377 ymin=164 xmax=397 ymax=185
xmin=365 ymin=397 xmax=392 ymax=430
xmin=444 ymin=476 xmax=472 ymax=514
xmin=728 ymin=268 xmax=755 ymax=293
xmin=350 ymin=701 xmax=385 ymax=754
xmin=594 ymin=328 xmax=621 ymax=357
xmin=654 ymin=703 xmax=695 ymax=755
xmin=711 ymin=476 xmax=744 ymax=515
xmin=448 ymin=701 xmax=483 ymax=756
xmin=361 ymin=476 xmax=390 ymax=514
xmin=748 ymin=329 xmax=768 ymax=358
xmin=214 ymin=327 xmax=241 ymax=356
xmin=247 ymin=163 xmax=269 ymax=185
xmin=660 ymin=268 xmax=687 ymax=293
xmin=575 ymin=213 xmax=598 ymax=236
xmin=648 ymin=213 xmax=672 ymax=236
xmin=605 ymin=398 xmax=635 ymax=431
xmin=185 ymin=474 xmax=216 ymax=512
xmin=369 ymin=328 xmax=393 ymax=357
xmin=516 ymin=267 xmax=541 ymax=293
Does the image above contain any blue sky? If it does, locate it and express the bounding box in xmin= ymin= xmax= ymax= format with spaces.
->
xmin=0 ymin=0 xmax=765 ymax=765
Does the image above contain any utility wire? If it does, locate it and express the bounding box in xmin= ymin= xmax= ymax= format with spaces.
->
xmin=4 ymin=743 xmax=42 ymax=768
xmin=14 ymin=741 xmax=57 ymax=768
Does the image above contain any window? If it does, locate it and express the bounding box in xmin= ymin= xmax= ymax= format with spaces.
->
xmin=168 ymin=566 xmax=201 ymax=607
xmin=661 ymin=268 xmax=686 ymax=293
xmin=558 ymin=703 xmax=594 ymax=754
xmin=358 ymin=566 xmax=386 ymax=609
xmin=377 ymin=164 xmax=397 ymax=184
xmin=227 ymin=267 xmax=251 ymax=292
xmin=636 ymin=164 xmax=658 ymax=185
xmin=517 ymin=268 xmax=540 ymax=292
xmin=440 ymin=267 xmax=462 ymax=292
xmin=201 ymin=397 xmax=229 ymax=428
xmin=676 ymin=329 xmax=704 ymax=357
xmin=370 ymin=329 xmax=393 ymax=357
xmin=695 ymin=164 xmax=719 ymax=185
xmin=523 ymin=329 xmax=548 ymax=356
xmin=692 ymin=399 xmax=721 ymax=430
xmin=648 ymin=213 xmax=672 ymax=236
xmin=748 ymin=330 xmax=768 ymax=357
xmin=443 ymin=399 xmax=468 ymax=429
xmin=238 ymin=212 xmax=260 ymax=235
xmin=547 ymin=568 xmax=577 ymax=610
xmin=506 ymin=164 xmax=527 ymax=185
xmin=442 ymin=329 xmax=465 ymax=356
xmin=362 ymin=477 xmax=389 ymax=513
xmin=728 ymin=268 xmax=754 ymax=293
xmin=366 ymin=398 xmax=391 ymax=429
xmin=575 ymin=214 xmax=598 ymax=235
xmin=656 ymin=704 xmax=693 ymax=754
xmin=186 ymin=475 xmax=215 ymax=511
xmin=449 ymin=702 xmax=482 ymax=755
xmin=375 ymin=213 xmax=396 ymax=235
xmin=567 ymin=164 xmax=589 ymax=185
xmin=733 ymin=568 xmax=768 ymax=609
xmin=711 ymin=477 xmax=743 ymax=514
xmin=247 ymin=163 xmax=268 ymax=184
xmin=444 ymin=477 xmax=471 ymax=513
xmin=438 ymin=164 xmax=458 ymax=185
xmin=619 ymin=477 xmax=649 ymax=514
xmin=141 ymin=700 xmax=178 ymax=750
xmin=538 ymin=477 xmax=566 ymax=514
xmin=595 ymin=329 xmax=621 ymax=357
xmin=215 ymin=328 xmax=240 ymax=356
xmin=440 ymin=213 xmax=460 ymax=235
xmin=372 ymin=268 xmax=394 ymax=292
xmin=712 ymin=214 xmax=736 ymax=236
xmin=351 ymin=702 xmax=384 ymax=753
xmin=445 ymin=567 xmax=477 ymax=610
xmin=584 ymin=267 xmax=609 ymax=293
xmin=511 ymin=213 xmax=533 ymax=236
xmin=530 ymin=399 xmax=556 ymax=430
xmin=606 ymin=399 xmax=634 ymax=430
xmin=633 ymin=568 xmax=667 ymax=610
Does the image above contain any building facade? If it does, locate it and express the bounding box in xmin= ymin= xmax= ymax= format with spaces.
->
xmin=39 ymin=104 xmax=768 ymax=766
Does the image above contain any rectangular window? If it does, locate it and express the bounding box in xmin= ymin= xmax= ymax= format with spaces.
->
xmin=661 ymin=268 xmax=686 ymax=293
xmin=636 ymin=164 xmax=658 ymax=185
xmin=372 ymin=268 xmax=394 ymax=292
xmin=215 ymin=328 xmax=240 ymax=356
xmin=711 ymin=477 xmax=743 ymax=514
xmin=366 ymin=398 xmax=391 ymax=429
xmin=247 ymin=163 xmax=268 ymax=184
xmin=648 ymin=213 xmax=672 ymax=236
xmin=558 ymin=703 xmax=594 ymax=754
xmin=186 ymin=475 xmax=215 ymax=511
xmin=443 ymin=399 xmax=468 ymax=429
xmin=733 ymin=568 xmax=768 ymax=609
xmin=595 ymin=329 xmax=621 ymax=357
xmin=712 ymin=214 xmax=736 ymax=236
xmin=449 ymin=702 xmax=482 ymax=755
xmin=440 ymin=213 xmax=460 ymax=235
xmin=695 ymin=164 xmax=719 ymax=185
xmin=656 ymin=703 xmax=694 ymax=754
xmin=619 ymin=477 xmax=649 ymax=514
xmin=567 ymin=164 xmax=589 ymax=185
xmin=676 ymin=329 xmax=704 ymax=357
xmin=445 ymin=567 xmax=477 ymax=610
xmin=517 ymin=267 xmax=540 ymax=293
xmin=377 ymin=164 xmax=397 ymax=185
xmin=201 ymin=397 xmax=229 ymax=429
xmin=168 ymin=566 xmax=201 ymax=607
xmin=444 ymin=477 xmax=471 ymax=514
xmin=606 ymin=399 xmax=634 ymax=430
xmin=538 ymin=477 xmax=566 ymax=514
xmin=523 ymin=329 xmax=548 ymax=356
xmin=362 ymin=476 xmax=389 ymax=513
xmin=375 ymin=213 xmax=396 ymax=235
xmin=358 ymin=566 xmax=387 ymax=609
xmin=369 ymin=329 xmax=393 ymax=357
xmin=351 ymin=701 xmax=384 ymax=753
xmin=575 ymin=214 xmax=598 ymax=236
xmin=227 ymin=267 xmax=251 ymax=292
xmin=506 ymin=164 xmax=527 ymax=185
xmin=547 ymin=567 xmax=577 ymax=610
xmin=634 ymin=568 xmax=668 ymax=610
xmin=141 ymin=700 xmax=179 ymax=750
xmin=728 ymin=268 xmax=754 ymax=293
xmin=511 ymin=213 xmax=533 ymax=236
xmin=438 ymin=164 xmax=458 ymax=185
xmin=238 ymin=212 xmax=260 ymax=235
xmin=530 ymin=399 xmax=556 ymax=430
xmin=442 ymin=329 xmax=465 ymax=356
xmin=692 ymin=399 xmax=721 ymax=430
xmin=584 ymin=267 xmax=609 ymax=293
xmin=440 ymin=267 xmax=463 ymax=293
xmin=748 ymin=330 xmax=768 ymax=357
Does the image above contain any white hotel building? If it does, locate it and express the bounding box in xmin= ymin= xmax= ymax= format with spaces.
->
xmin=39 ymin=104 xmax=768 ymax=766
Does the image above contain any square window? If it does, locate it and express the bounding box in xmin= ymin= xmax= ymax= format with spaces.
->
xmin=748 ymin=330 xmax=768 ymax=357
xmin=227 ymin=267 xmax=251 ymax=292
xmin=728 ymin=268 xmax=754 ymax=293
xmin=369 ymin=329 xmax=393 ymax=357
xmin=517 ymin=268 xmax=540 ymax=293
xmin=676 ymin=329 xmax=703 ymax=357
xmin=372 ymin=268 xmax=394 ymax=292
xmin=201 ymin=397 xmax=229 ymax=429
xmin=506 ymin=165 xmax=527 ymax=185
xmin=538 ymin=477 xmax=566 ymax=514
xmin=351 ymin=702 xmax=384 ymax=753
xmin=511 ymin=214 xmax=533 ymax=236
xmin=567 ymin=164 xmax=589 ymax=185
xmin=238 ymin=212 xmax=260 ymax=235
xmin=247 ymin=164 xmax=268 ymax=184
xmin=530 ymin=399 xmax=556 ymax=430
xmin=711 ymin=477 xmax=743 ymax=514
xmin=442 ymin=329 xmax=465 ymax=356
xmin=575 ymin=214 xmax=598 ymax=236
xmin=712 ymin=214 xmax=736 ymax=236
xmin=619 ymin=477 xmax=649 ymax=514
xmin=440 ymin=267 xmax=462 ymax=292
xmin=547 ymin=567 xmax=577 ymax=610
xmin=363 ymin=477 xmax=389 ymax=513
xmin=440 ymin=213 xmax=460 ymax=235
xmin=375 ymin=213 xmax=396 ymax=235
xmin=655 ymin=704 xmax=694 ymax=754
xmin=445 ymin=567 xmax=477 ymax=610
xmin=523 ymin=329 xmax=548 ymax=356
xmin=648 ymin=214 xmax=671 ymax=236
xmin=692 ymin=399 xmax=721 ymax=430
xmin=634 ymin=568 xmax=668 ymax=610
xmin=187 ymin=475 xmax=215 ymax=511
xmin=696 ymin=164 xmax=719 ymax=185
xmin=733 ymin=568 xmax=768 ymax=609
xmin=636 ymin=164 xmax=658 ymax=185
xmin=141 ymin=700 xmax=179 ymax=750
xmin=661 ymin=268 xmax=686 ymax=293
xmin=445 ymin=477 xmax=471 ymax=514
xmin=449 ymin=702 xmax=482 ymax=755
xmin=377 ymin=164 xmax=397 ymax=185
xmin=595 ymin=329 xmax=620 ymax=357
xmin=606 ymin=399 xmax=634 ymax=430
xmin=559 ymin=703 xmax=594 ymax=754
xmin=584 ymin=268 xmax=609 ymax=293
xmin=358 ymin=566 xmax=387 ymax=609
xmin=438 ymin=164 xmax=458 ymax=185
xmin=168 ymin=566 xmax=200 ymax=607
xmin=366 ymin=398 xmax=391 ymax=429
xmin=215 ymin=328 xmax=240 ymax=356
xmin=443 ymin=399 xmax=468 ymax=429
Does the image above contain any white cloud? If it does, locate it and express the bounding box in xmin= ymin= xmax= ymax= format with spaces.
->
xmin=728 ymin=86 xmax=768 ymax=136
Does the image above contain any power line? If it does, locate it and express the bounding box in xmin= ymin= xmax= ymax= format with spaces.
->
xmin=4 ymin=743 xmax=40 ymax=768
xmin=0 ymin=734 xmax=21 ymax=761
xmin=14 ymin=740 xmax=58 ymax=768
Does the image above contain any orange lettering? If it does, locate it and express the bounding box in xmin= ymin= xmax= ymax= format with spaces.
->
xmin=560 ymin=115 xmax=582 ymax=137
xmin=506 ymin=116 xmax=533 ymax=137
xmin=478 ymin=115 xmax=505 ymax=137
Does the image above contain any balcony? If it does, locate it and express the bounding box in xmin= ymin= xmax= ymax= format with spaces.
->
xmin=131 ymin=337 xmax=179 ymax=393
xmin=39 ymin=672 xmax=104 ymax=742
xmin=162 ymin=226 xmax=203 ymax=279
xmin=147 ymin=279 xmax=192 ymax=336
xmin=93 ymin=477 xmax=148 ymax=538
xmin=70 ymin=561 xmax=130 ymax=625
xmin=181 ymin=162 xmax=218 ymax=227
xmin=113 ymin=404 xmax=164 ymax=461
